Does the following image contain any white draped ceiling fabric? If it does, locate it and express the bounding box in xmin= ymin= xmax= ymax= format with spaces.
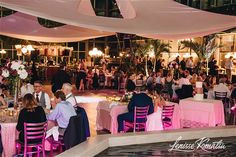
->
xmin=0 ymin=12 xmax=114 ymax=42
xmin=0 ymin=0 xmax=236 ymax=41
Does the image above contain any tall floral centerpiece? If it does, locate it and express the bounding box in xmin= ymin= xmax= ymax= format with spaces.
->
xmin=1 ymin=60 xmax=30 ymax=104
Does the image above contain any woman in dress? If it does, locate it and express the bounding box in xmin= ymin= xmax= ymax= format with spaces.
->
xmin=76 ymin=64 xmax=87 ymax=92
xmin=146 ymin=89 xmax=165 ymax=131
xmin=162 ymin=72 xmax=174 ymax=100
xmin=16 ymin=93 xmax=46 ymax=143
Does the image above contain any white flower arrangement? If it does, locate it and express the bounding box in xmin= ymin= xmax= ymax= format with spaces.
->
xmin=1 ymin=60 xmax=29 ymax=80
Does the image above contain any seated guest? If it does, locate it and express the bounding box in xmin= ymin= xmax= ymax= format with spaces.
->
xmin=61 ymin=83 xmax=76 ymax=107
xmin=0 ymin=95 xmax=6 ymax=106
xmin=177 ymin=74 xmax=191 ymax=88
xmin=62 ymin=83 xmax=90 ymax=138
xmin=92 ymin=73 xmax=99 ymax=90
xmin=175 ymin=74 xmax=191 ymax=99
xmin=231 ymin=84 xmax=236 ymax=99
xmin=162 ymin=72 xmax=174 ymax=98
xmin=155 ymin=71 xmax=163 ymax=84
xmin=16 ymin=94 xmax=46 ymax=143
xmin=20 ymin=80 xmax=34 ymax=98
xmin=146 ymin=73 xmax=155 ymax=89
xmin=213 ymin=78 xmax=231 ymax=98
xmin=117 ymin=89 xmax=154 ymax=132
xmin=62 ymin=83 xmax=90 ymax=137
xmin=33 ymin=80 xmax=51 ymax=109
xmin=190 ymin=73 xmax=198 ymax=85
xmin=184 ymin=70 xmax=192 ymax=80
xmin=47 ymin=90 xmax=76 ymax=135
xmin=126 ymin=75 xmax=136 ymax=92
xmin=98 ymin=70 xmax=106 ymax=88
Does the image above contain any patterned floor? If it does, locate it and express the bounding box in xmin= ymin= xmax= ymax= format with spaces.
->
xmin=95 ymin=136 xmax=236 ymax=157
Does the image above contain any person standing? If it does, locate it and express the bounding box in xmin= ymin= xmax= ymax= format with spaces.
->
xmin=180 ymin=58 xmax=186 ymax=71
xmin=51 ymin=65 xmax=71 ymax=93
xmin=20 ymin=80 xmax=34 ymax=98
xmin=225 ymin=56 xmax=233 ymax=83
xmin=186 ymin=57 xmax=194 ymax=75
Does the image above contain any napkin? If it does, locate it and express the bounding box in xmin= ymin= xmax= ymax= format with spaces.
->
xmin=46 ymin=126 xmax=59 ymax=141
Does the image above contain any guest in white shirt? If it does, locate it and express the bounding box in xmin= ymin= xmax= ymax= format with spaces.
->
xmin=33 ymin=80 xmax=51 ymax=109
xmin=213 ymin=78 xmax=231 ymax=98
xmin=178 ymin=75 xmax=191 ymax=88
xmin=184 ymin=70 xmax=192 ymax=80
xmin=186 ymin=57 xmax=194 ymax=74
xmin=20 ymin=81 xmax=34 ymax=98
xmin=61 ymin=83 xmax=77 ymax=107
xmin=155 ymin=71 xmax=162 ymax=84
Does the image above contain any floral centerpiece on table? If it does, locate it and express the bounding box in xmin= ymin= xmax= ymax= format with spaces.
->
xmin=1 ymin=60 xmax=31 ymax=103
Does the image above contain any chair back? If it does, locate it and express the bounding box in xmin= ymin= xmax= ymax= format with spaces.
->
xmin=119 ymin=77 xmax=126 ymax=91
xmin=214 ymin=91 xmax=227 ymax=100
xmin=181 ymin=85 xmax=193 ymax=99
xmin=24 ymin=122 xmax=47 ymax=146
xmin=133 ymin=106 xmax=149 ymax=130
xmin=162 ymin=104 xmax=175 ymax=129
xmin=64 ymin=115 xmax=87 ymax=149
xmin=136 ymin=80 xmax=144 ymax=87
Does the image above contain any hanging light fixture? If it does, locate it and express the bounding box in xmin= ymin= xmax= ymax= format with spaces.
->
xmin=0 ymin=49 xmax=6 ymax=54
xmin=89 ymin=47 xmax=103 ymax=57
xmin=225 ymin=53 xmax=231 ymax=58
xmin=21 ymin=47 xmax=28 ymax=54
xmin=183 ymin=53 xmax=191 ymax=58
xmin=26 ymin=45 xmax=34 ymax=51
xmin=15 ymin=45 xmax=22 ymax=49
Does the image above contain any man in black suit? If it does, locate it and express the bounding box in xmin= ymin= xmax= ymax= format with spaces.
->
xmin=117 ymin=91 xmax=154 ymax=132
xmin=51 ymin=65 xmax=71 ymax=93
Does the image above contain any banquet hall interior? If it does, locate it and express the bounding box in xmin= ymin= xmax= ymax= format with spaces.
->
xmin=0 ymin=0 xmax=236 ymax=157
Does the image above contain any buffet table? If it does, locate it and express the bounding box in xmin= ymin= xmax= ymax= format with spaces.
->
xmin=179 ymin=98 xmax=225 ymax=128
xmin=96 ymin=101 xmax=180 ymax=134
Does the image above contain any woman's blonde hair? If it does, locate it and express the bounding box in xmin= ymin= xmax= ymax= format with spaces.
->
xmin=23 ymin=93 xmax=38 ymax=111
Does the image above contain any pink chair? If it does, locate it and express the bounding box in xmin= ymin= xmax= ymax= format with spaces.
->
xmin=118 ymin=77 xmax=126 ymax=92
xmin=231 ymin=102 xmax=236 ymax=125
xmin=16 ymin=122 xmax=47 ymax=157
xmin=123 ymin=106 xmax=149 ymax=133
xmin=162 ymin=104 xmax=175 ymax=129
xmin=49 ymin=135 xmax=64 ymax=156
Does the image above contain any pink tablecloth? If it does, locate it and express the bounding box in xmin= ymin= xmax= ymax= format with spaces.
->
xmin=96 ymin=101 xmax=180 ymax=134
xmin=1 ymin=123 xmax=17 ymax=157
xmin=179 ymin=98 xmax=225 ymax=128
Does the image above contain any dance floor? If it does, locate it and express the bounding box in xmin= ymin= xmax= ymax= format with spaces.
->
xmin=77 ymin=89 xmax=123 ymax=137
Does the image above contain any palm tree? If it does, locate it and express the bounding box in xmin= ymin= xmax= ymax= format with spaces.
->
xmin=180 ymin=35 xmax=220 ymax=75
xmin=180 ymin=35 xmax=219 ymax=61
xmin=135 ymin=40 xmax=151 ymax=76
xmin=148 ymin=39 xmax=171 ymax=72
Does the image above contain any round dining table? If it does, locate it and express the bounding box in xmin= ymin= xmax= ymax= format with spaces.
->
xmin=0 ymin=108 xmax=19 ymax=157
